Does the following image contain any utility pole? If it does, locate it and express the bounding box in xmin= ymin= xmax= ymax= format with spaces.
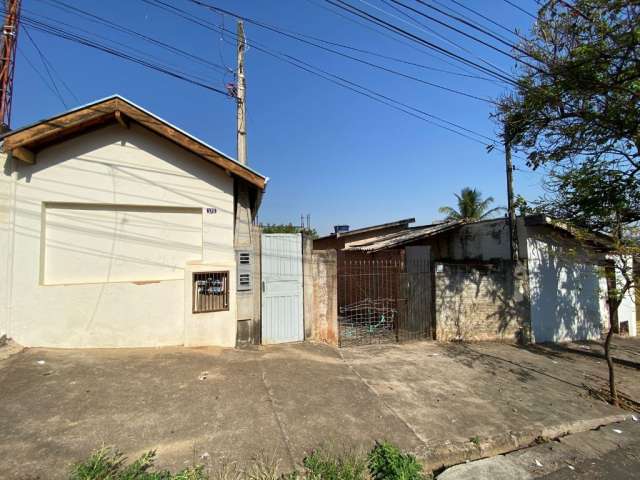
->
xmin=504 ymin=125 xmax=518 ymax=263
xmin=0 ymin=0 xmax=21 ymax=130
xmin=236 ymin=20 xmax=247 ymax=165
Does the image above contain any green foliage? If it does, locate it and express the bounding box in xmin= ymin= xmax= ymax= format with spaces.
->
xmin=438 ymin=187 xmax=504 ymax=221
xmin=71 ymin=443 xmax=429 ymax=480
xmin=367 ymin=442 xmax=424 ymax=480
xmin=496 ymin=0 xmax=640 ymax=242
xmin=302 ymin=449 xmax=368 ymax=480
xmin=69 ymin=448 xmax=206 ymax=480
xmin=260 ymin=223 xmax=318 ymax=239
xmin=469 ymin=436 xmax=480 ymax=447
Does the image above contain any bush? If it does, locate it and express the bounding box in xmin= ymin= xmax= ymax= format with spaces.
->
xmin=69 ymin=448 xmax=206 ymax=480
xmin=367 ymin=442 xmax=424 ymax=480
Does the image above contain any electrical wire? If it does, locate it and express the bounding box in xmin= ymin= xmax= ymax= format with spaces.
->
xmin=142 ymin=0 xmax=500 ymax=146
xmin=182 ymin=0 xmax=495 ymax=103
xmin=446 ymin=0 xmax=529 ymax=42
xmin=21 ymin=26 xmax=70 ymax=107
xmin=324 ymin=0 xmax=518 ymax=85
xmin=17 ymin=44 xmax=68 ymax=108
xmin=11 ymin=10 xmax=232 ymax=96
xmin=39 ymin=0 xmax=229 ymax=74
xmin=501 ymin=0 xmax=538 ymax=19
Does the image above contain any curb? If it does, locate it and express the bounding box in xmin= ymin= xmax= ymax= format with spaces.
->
xmin=562 ymin=346 xmax=640 ymax=369
xmin=418 ymin=413 xmax=629 ymax=473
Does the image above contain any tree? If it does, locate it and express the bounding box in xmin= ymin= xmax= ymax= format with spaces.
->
xmin=495 ymin=0 xmax=640 ymax=405
xmin=438 ymin=187 xmax=504 ymax=221
xmin=261 ymin=222 xmax=318 ymax=239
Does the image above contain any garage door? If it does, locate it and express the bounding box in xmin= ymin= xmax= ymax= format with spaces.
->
xmin=43 ymin=203 xmax=202 ymax=285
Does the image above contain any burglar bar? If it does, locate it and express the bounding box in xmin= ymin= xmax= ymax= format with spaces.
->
xmin=192 ymin=271 xmax=229 ymax=313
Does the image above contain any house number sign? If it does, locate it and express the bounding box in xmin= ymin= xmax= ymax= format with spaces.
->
xmin=205 ymin=207 xmax=217 ymax=214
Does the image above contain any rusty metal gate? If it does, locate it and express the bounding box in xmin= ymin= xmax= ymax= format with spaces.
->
xmin=337 ymin=247 xmax=432 ymax=347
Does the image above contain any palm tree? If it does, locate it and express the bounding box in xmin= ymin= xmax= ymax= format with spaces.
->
xmin=438 ymin=187 xmax=504 ymax=222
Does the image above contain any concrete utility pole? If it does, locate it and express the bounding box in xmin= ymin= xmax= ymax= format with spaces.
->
xmin=0 ymin=0 xmax=22 ymax=130
xmin=504 ymin=125 xmax=518 ymax=263
xmin=236 ymin=20 xmax=247 ymax=165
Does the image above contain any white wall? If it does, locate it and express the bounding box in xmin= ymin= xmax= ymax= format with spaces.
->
xmin=1 ymin=123 xmax=237 ymax=348
xmin=527 ymin=227 xmax=609 ymax=343
xmin=615 ymin=257 xmax=636 ymax=337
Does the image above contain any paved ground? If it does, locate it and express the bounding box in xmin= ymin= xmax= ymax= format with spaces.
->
xmin=0 ymin=339 xmax=637 ymax=479
xmin=438 ymin=418 xmax=640 ymax=479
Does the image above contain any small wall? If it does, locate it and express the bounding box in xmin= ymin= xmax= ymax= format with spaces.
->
xmin=435 ymin=261 xmax=530 ymax=342
xmin=309 ymin=250 xmax=338 ymax=346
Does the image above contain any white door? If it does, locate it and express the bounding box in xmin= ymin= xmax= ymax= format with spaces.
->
xmin=261 ymin=234 xmax=304 ymax=344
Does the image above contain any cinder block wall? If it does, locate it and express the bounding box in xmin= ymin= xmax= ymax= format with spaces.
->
xmin=435 ymin=261 xmax=530 ymax=342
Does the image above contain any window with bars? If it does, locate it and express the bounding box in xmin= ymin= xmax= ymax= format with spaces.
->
xmin=192 ymin=271 xmax=229 ymax=313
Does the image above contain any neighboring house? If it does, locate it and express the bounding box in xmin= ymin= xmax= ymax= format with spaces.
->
xmin=0 ymin=96 xmax=267 ymax=348
xmin=320 ymin=215 xmax=635 ymax=345
xmin=313 ymin=218 xmax=415 ymax=251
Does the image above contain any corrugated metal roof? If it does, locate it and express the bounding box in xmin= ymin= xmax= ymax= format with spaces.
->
xmin=344 ymin=220 xmax=464 ymax=252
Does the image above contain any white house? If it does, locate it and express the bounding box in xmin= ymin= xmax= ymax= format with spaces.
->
xmin=0 ymin=96 xmax=267 ymax=348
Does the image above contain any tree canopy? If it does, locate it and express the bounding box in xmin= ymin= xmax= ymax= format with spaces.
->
xmin=261 ymin=223 xmax=318 ymax=238
xmin=496 ymin=0 xmax=640 ymax=239
xmin=438 ymin=187 xmax=503 ymax=221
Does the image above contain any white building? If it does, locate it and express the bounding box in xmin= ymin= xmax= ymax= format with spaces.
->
xmin=0 ymin=96 xmax=267 ymax=348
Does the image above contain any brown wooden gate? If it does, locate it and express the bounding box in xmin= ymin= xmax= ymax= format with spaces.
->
xmin=337 ymin=250 xmax=432 ymax=347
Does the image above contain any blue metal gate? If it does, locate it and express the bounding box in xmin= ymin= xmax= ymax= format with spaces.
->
xmin=261 ymin=234 xmax=304 ymax=344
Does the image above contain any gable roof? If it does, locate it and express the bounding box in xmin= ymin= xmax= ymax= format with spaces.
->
xmin=0 ymin=95 xmax=267 ymax=190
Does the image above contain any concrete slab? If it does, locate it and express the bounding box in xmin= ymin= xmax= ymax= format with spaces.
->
xmin=437 ymin=456 xmax=533 ymax=480
xmin=0 ymin=341 xmax=635 ymax=478
xmin=438 ymin=419 xmax=640 ymax=479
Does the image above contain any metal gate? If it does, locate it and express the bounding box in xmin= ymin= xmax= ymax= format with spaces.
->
xmin=261 ymin=233 xmax=304 ymax=344
xmin=337 ymin=248 xmax=432 ymax=347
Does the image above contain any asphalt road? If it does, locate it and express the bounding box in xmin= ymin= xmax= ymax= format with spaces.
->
xmin=539 ymin=442 xmax=640 ymax=479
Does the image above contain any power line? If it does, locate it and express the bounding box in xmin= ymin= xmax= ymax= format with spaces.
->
xmin=183 ymin=0 xmax=495 ymax=103
xmin=21 ymin=26 xmax=68 ymax=107
xmin=388 ymin=0 xmax=541 ymax=71
xmin=302 ymin=0 xmax=491 ymax=78
xmin=16 ymin=44 xmax=67 ymax=108
xmin=374 ymin=0 xmax=511 ymax=78
xmin=143 ymin=0 xmax=500 ymax=146
xmin=20 ymin=3 xmax=222 ymax=86
xmin=412 ymin=0 xmax=532 ymax=57
xmin=445 ymin=0 xmax=529 ymax=42
xmin=10 ymin=10 xmax=232 ymax=96
xmin=324 ymin=0 xmax=518 ymax=85
xmin=39 ymin=0 xmax=229 ymax=74
xmin=501 ymin=0 xmax=538 ymax=19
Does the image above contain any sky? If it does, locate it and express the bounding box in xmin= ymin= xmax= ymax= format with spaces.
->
xmin=12 ymin=0 xmax=546 ymax=236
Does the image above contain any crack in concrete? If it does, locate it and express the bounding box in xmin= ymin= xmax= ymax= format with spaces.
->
xmin=337 ymin=348 xmax=431 ymax=451
xmin=259 ymin=364 xmax=297 ymax=469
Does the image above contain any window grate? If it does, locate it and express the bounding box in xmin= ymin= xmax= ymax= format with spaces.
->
xmin=192 ymin=271 xmax=229 ymax=313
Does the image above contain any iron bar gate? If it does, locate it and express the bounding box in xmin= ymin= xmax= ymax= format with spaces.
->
xmin=337 ymin=251 xmax=432 ymax=347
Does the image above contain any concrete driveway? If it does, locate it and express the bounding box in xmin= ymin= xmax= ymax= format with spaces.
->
xmin=0 ymin=340 xmax=637 ymax=479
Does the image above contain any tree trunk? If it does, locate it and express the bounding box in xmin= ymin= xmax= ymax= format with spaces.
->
xmin=604 ymin=323 xmax=618 ymax=406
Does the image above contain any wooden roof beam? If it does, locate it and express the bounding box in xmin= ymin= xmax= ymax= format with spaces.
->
xmin=11 ymin=146 xmax=35 ymax=164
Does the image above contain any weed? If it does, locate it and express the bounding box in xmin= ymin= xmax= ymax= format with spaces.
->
xmin=302 ymin=448 xmax=368 ymax=480
xmin=367 ymin=442 xmax=424 ymax=480
xmin=469 ymin=436 xmax=480 ymax=447
xmin=68 ymin=447 xmax=206 ymax=480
